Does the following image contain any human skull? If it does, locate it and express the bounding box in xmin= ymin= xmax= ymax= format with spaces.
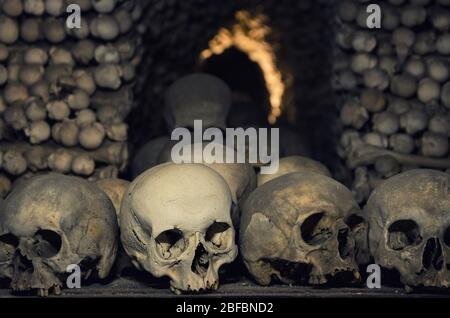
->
xmin=120 ymin=163 xmax=238 ymax=294
xmin=366 ymin=169 xmax=450 ymax=288
xmin=0 ymin=174 xmax=118 ymax=296
xmin=95 ymin=178 xmax=133 ymax=276
xmin=257 ymin=156 xmax=331 ymax=187
xmin=240 ymin=171 xmax=368 ymax=286
xmin=157 ymin=141 xmax=256 ymax=227
xmin=95 ymin=178 xmax=130 ymax=218
xmin=164 ymin=73 xmax=231 ymax=130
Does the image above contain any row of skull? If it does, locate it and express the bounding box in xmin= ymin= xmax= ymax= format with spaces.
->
xmin=0 ymin=156 xmax=449 ymax=295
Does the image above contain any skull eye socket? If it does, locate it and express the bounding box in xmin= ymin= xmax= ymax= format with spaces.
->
xmin=155 ymin=229 xmax=185 ymax=260
xmin=388 ymin=220 xmax=422 ymax=251
xmin=338 ymin=228 xmax=351 ymax=259
xmin=33 ymin=230 xmax=62 ymax=258
xmin=301 ymin=212 xmax=333 ymax=245
xmin=0 ymin=233 xmax=19 ymax=248
xmin=205 ymin=222 xmax=232 ymax=251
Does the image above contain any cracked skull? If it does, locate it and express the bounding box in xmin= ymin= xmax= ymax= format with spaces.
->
xmin=240 ymin=171 xmax=368 ymax=286
xmin=120 ymin=163 xmax=238 ymax=293
xmin=0 ymin=174 xmax=118 ymax=296
xmin=366 ymin=169 xmax=450 ymax=288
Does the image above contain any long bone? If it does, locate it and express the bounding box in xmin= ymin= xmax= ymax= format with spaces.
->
xmin=347 ymin=140 xmax=450 ymax=170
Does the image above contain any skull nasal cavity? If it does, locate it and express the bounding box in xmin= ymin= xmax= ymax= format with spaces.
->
xmin=301 ymin=212 xmax=333 ymax=245
xmin=34 ymin=230 xmax=62 ymax=258
xmin=15 ymin=252 xmax=34 ymax=272
xmin=191 ymin=243 xmax=209 ymax=277
xmin=338 ymin=228 xmax=351 ymax=259
xmin=422 ymin=238 xmax=443 ymax=271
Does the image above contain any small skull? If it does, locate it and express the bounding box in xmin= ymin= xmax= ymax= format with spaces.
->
xmin=240 ymin=171 xmax=367 ymax=286
xmin=164 ymin=73 xmax=231 ymax=130
xmin=120 ymin=163 xmax=238 ymax=294
xmin=366 ymin=169 xmax=450 ymax=288
xmin=0 ymin=174 xmax=118 ymax=296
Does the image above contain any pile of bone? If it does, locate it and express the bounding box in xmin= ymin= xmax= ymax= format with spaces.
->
xmin=334 ymin=0 xmax=450 ymax=203
xmin=3 ymin=70 xmax=450 ymax=295
xmin=0 ymin=0 xmax=147 ymax=197
xmin=130 ymin=0 xmax=238 ymax=144
xmin=4 ymin=165 xmax=450 ymax=295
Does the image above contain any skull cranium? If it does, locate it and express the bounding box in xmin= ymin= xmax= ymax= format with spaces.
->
xmin=0 ymin=173 xmax=118 ymax=296
xmin=366 ymin=169 xmax=450 ymax=288
xmin=120 ymin=163 xmax=238 ymax=293
xmin=157 ymin=141 xmax=256 ymax=227
xmin=240 ymin=171 xmax=368 ymax=286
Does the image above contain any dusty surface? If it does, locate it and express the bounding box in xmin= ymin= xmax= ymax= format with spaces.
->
xmin=1 ymin=276 xmax=450 ymax=298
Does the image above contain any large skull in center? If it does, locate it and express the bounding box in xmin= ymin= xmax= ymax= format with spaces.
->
xmin=240 ymin=171 xmax=368 ymax=286
xmin=366 ymin=169 xmax=450 ymax=288
xmin=120 ymin=163 xmax=238 ymax=294
xmin=157 ymin=141 xmax=256 ymax=227
xmin=0 ymin=174 xmax=118 ymax=296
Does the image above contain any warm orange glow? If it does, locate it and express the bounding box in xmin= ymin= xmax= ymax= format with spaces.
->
xmin=200 ymin=10 xmax=285 ymax=124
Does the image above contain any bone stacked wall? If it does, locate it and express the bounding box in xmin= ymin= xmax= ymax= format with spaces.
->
xmin=0 ymin=0 xmax=149 ymax=197
xmin=334 ymin=0 xmax=450 ymax=203
xmin=129 ymin=0 xmax=238 ymax=147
